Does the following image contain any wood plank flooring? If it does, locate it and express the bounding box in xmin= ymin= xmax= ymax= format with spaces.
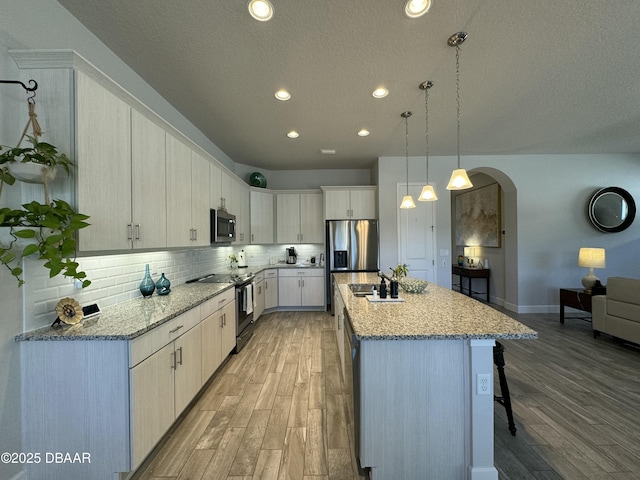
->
xmin=133 ymin=308 xmax=640 ymax=480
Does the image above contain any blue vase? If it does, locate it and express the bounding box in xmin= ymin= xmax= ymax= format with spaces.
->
xmin=156 ymin=273 xmax=171 ymax=296
xmin=139 ymin=264 xmax=155 ymax=297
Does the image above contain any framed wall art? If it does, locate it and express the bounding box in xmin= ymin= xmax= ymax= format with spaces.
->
xmin=455 ymin=183 xmax=502 ymax=247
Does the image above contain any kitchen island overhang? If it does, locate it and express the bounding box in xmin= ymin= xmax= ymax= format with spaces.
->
xmin=333 ymin=272 xmax=537 ymax=480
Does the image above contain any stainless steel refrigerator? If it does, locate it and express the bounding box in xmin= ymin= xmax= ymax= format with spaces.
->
xmin=326 ymin=219 xmax=379 ymax=311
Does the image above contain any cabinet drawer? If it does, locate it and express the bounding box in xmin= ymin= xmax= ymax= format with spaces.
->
xmin=129 ymin=308 xmax=200 ymax=367
xmin=200 ymin=287 xmax=235 ymax=318
xmin=265 ymin=269 xmax=278 ymax=278
xmin=279 ymin=268 xmax=324 ymax=277
xmin=254 ymin=271 xmax=265 ymax=283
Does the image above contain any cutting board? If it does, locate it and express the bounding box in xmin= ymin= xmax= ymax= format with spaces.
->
xmin=365 ymin=295 xmax=404 ymax=302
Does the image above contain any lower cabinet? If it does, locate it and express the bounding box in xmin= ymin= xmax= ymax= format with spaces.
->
xmin=278 ymin=269 xmax=325 ymax=307
xmin=333 ymin=282 xmax=346 ymax=379
xmin=264 ymin=269 xmax=278 ymax=309
xmin=254 ymin=271 xmax=265 ymax=320
xmin=201 ymin=289 xmax=236 ymax=383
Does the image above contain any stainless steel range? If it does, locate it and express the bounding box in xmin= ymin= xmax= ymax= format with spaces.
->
xmin=186 ymin=272 xmax=255 ymax=352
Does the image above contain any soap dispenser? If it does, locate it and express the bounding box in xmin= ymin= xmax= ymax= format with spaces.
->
xmin=379 ymin=277 xmax=387 ymax=299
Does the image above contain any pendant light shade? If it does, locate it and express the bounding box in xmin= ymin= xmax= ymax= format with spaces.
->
xmin=446 ymin=32 xmax=473 ymax=191
xmin=418 ymin=81 xmax=437 ymax=201
xmin=400 ymin=111 xmax=416 ymax=209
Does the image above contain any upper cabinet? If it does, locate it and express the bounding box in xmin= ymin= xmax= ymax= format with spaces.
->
xmin=166 ymin=134 xmax=210 ymax=247
xmin=234 ymin=178 xmax=250 ymax=243
xmin=250 ymin=189 xmax=274 ymax=244
xmin=276 ymin=192 xmax=323 ymax=244
xmin=323 ymin=186 xmax=377 ymax=220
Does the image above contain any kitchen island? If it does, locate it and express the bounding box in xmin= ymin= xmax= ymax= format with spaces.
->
xmin=332 ymin=272 xmax=537 ymax=480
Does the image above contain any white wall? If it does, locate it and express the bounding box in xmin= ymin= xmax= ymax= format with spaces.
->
xmin=378 ymin=154 xmax=640 ymax=313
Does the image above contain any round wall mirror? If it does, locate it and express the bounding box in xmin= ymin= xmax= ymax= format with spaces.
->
xmin=588 ymin=187 xmax=636 ymax=233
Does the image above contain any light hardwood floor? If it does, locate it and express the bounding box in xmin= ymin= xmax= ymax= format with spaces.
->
xmin=133 ymin=308 xmax=640 ymax=480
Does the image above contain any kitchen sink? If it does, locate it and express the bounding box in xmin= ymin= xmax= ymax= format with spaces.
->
xmin=349 ymin=283 xmax=379 ymax=296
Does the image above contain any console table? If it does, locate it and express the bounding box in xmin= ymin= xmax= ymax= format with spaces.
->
xmin=559 ymin=288 xmax=594 ymax=323
xmin=452 ymin=266 xmax=490 ymax=302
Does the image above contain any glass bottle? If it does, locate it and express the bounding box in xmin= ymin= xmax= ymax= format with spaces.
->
xmin=156 ymin=273 xmax=171 ymax=296
xmin=139 ymin=264 xmax=155 ymax=298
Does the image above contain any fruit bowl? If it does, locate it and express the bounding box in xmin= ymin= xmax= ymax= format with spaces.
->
xmin=399 ymin=277 xmax=428 ymax=294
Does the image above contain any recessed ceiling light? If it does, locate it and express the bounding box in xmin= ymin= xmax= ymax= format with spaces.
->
xmin=358 ymin=129 xmax=370 ymax=137
xmin=275 ymin=89 xmax=291 ymax=101
xmin=287 ymin=131 xmax=299 ymax=139
xmin=372 ymin=87 xmax=389 ymax=99
xmin=247 ymin=0 xmax=274 ymax=22
xmin=404 ymin=0 xmax=432 ymax=18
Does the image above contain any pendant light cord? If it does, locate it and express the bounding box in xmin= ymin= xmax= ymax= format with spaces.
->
xmin=424 ymin=85 xmax=429 ymax=181
xmin=405 ymin=114 xmax=410 ymax=196
xmin=456 ymin=44 xmax=462 ymax=169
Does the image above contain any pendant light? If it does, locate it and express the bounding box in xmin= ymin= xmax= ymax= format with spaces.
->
xmin=400 ymin=111 xmax=416 ymax=209
xmin=446 ymin=32 xmax=473 ymax=191
xmin=418 ymin=81 xmax=437 ymax=201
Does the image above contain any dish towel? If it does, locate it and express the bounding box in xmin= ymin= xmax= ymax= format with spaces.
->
xmin=245 ymin=283 xmax=253 ymax=315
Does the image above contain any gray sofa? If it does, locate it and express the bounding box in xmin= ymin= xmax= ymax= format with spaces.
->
xmin=592 ymin=277 xmax=640 ymax=344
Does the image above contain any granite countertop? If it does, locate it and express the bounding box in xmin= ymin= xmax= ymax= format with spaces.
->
xmin=15 ymin=264 xmax=327 ymax=342
xmin=334 ymin=272 xmax=537 ymax=341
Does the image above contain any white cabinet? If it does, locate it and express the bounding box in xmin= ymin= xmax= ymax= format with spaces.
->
xmin=76 ymin=71 xmax=132 ymax=251
xmin=264 ymin=269 xmax=278 ymax=309
xmin=201 ymin=289 xmax=236 ymax=383
xmin=278 ymin=269 xmax=325 ymax=307
xmin=234 ymin=179 xmax=251 ymax=243
xmin=77 ymin=72 xmax=168 ymax=252
xmin=250 ymin=189 xmax=274 ymax=244
xmin=276 ymin=192 xmax=323 ymax=244
xmin=166 ymin=134 xmax=210 ymax=247
xmin=174 ymin=323 xmax=203 ymax=414
xmin=254 ymin=271 xmax=265 ymax=320
xmin=323 ymin=186 xmax=377 ymax=220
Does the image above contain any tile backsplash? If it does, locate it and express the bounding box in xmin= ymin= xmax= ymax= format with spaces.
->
xmin=22 ymin=243 xmax=324 ymax=332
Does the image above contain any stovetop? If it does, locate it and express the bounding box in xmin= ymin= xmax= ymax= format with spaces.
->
xmin=186 ymin=271 xmax=255 ymax=286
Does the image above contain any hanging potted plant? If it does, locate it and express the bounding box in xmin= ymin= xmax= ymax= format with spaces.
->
xmin=0 ymin=99 xmax=91 ymax=287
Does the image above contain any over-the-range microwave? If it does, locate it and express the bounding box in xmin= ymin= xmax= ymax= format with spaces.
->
xmin=211 ymin=209 xmax=236 ymax=243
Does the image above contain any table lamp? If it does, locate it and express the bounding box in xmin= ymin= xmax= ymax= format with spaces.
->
xmin=578 ymin=247 xmax=606 ymax=293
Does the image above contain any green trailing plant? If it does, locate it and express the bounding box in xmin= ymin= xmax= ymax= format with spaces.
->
xmin=0 ymin=200 xmax=91 ymax=288
xmin=390 ymin=263 xmax=409 ymax=279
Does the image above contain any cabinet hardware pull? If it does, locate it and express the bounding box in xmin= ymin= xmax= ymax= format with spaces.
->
xmin=169 ymin=325 xmax=184 ymax=334
xmin=135 ymin=224 xmax=140 ymax=240
xmin=251 ymin=234 xmax=254 ymax=242
xmin=194 ymin=228 xmax=197 ymax=241
xmin=177 ymin=346 xmax=183 ymax=366
xmin=218 ymin=298 xmax=226 ymax=304
xmin=127 ymin=224 xmax=133 ymax=240
xmin=302 ymin=280 xmax=305 ymax=288
xmin=223 ymin=313 xmax=226 ymax=326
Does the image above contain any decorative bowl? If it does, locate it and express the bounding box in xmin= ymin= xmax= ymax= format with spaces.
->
xmin=399 ymin=277 xmax=428 ymax=294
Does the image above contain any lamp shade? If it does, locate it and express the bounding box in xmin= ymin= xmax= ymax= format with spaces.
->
xmin=446 ymin=168 xmax=473 ymax=190
xmin=400 ymin=195 xmax=416 ymax=209
xmin=418 ymin=184 xmax=438 ymax=201
xmin=578 ymin=248 xmax=606 ymax=268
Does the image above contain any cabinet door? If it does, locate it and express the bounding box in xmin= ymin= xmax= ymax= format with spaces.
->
xmin=265 ymin=274 xmax=278 ymax=309
xmin=251 ymin=190 xmax=274 ymax=244
xmin=220 ymin=300 xmax=237 ymax=357
xmin=276 ymin=193 xmax=301 ymax=243
xmin=76 ymin=71 xmax=132 ymax=251
xmin=201 ymin=312 xmax=223 ymax=384
xmin=131 ymin=109 xmax=167 ymax=249
xmin=349 ymin=189 xmax=376 ymax=218
xmin=166 ymin=133 xmax=193 ymax=247
xmin=174 ymin=324 xmax=203 ymax=416
xmin=324 ymin=190 xmax=351 ymax=220
xmin=300 ymin=193 xmax=324 ymax=243
xmin=254 ymin=280 xmax=265 ymax=320
xmin=301 ymin=275 xmax=325 ymax=306
xmin=191 ymin=151 xmax=211 ymax=246
xmin=130 ymin=342 xmax=175 ymax=468
xmin=220 ymin=169 xmax=233 ymax=212
xmin=279 ymin=276 xmax=302 ymax=306
xmin=234 ymin=180 xmax=250 ymax=243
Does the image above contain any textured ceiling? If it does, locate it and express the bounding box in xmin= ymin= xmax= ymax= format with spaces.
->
xmin=57 ymin=0 xmax=640 ymax=170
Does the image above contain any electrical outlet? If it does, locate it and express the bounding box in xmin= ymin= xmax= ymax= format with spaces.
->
xmin=477 ymin=373 xmax=491 ymax=395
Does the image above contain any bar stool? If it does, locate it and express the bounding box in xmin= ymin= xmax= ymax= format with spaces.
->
xmin=493 ymin=341 xmax=517 ymax=436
